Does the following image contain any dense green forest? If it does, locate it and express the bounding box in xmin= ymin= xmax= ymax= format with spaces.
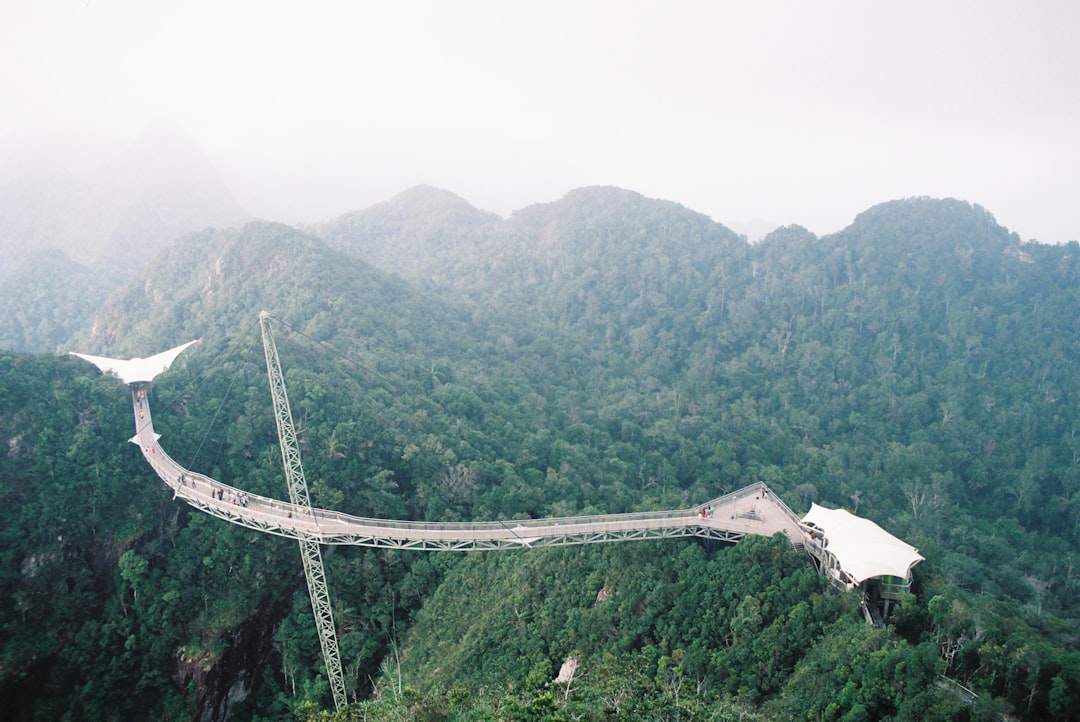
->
xmin=0 ymin=249 xmax=117 ymax=353
xmin=3 ymin=188 xmax=1080 ymax=720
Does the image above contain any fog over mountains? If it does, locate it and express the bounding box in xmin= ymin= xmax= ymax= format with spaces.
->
xmin=0 ymin=120 xmax=1053 ymax=357
xmin=0 ymin=123 xmax=244 ymax=275
xmin=10 ymin=120 xmax=1070 ymax=289
xmin=0 ymin=123 xmax=779 ymax=287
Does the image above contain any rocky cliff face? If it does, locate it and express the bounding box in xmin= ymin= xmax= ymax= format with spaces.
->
xmin=178 ymin=582 xmax=300 ymax=722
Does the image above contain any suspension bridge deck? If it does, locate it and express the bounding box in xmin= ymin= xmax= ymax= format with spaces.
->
xmin=130 ymin=385 xmax=807 ymax=551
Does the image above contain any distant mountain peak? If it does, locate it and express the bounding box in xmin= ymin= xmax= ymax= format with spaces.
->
xmin=848 ymin=197 xmax=1004 ymax=240
xmin=390 ymin=184 xmax=474 ymax=205
xmin=372 ymin=185 xmax=498 ymax=220
xmin=520 ymin=185 xmax=648 ymax=214
xmin=506 ymin=186 xmax=726 ymax=243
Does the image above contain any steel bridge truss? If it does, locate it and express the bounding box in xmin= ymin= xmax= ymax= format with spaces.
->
xmin=170 ymin=497 xmax=758 ymax=550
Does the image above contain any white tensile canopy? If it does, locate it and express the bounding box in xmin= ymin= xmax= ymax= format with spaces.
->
xmin=70 ymin=340 xmax=199 ymax=385
xmin=801 ymin=503 xmax=923 ymax=584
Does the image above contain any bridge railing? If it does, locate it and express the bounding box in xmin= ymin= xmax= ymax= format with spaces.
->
xmin=147 ymin=437 xmax=779 ymax=536
xmin=762 ymin=486 xmax=805 ymax=527
xmin=278 ymin=480 xmax=790 ymax=534
xmin=304 ymin=501 xmax=698 ymax=533
xmin=137 ymin=395 xmax=796 ymax=539
xmin=702 ymin=483 xmax=760 ymax=509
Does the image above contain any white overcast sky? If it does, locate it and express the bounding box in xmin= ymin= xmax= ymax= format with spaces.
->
xmin=2 ymin=1 xmax=1078 ymax=242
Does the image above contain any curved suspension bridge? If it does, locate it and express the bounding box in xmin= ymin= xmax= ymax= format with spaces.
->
xmin=71 ymin=321 xmax=830 ymax=712
xmin=128 ymin=382 xmax=806 ymax=551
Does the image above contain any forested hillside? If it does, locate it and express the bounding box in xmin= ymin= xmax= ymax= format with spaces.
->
xmin=3 ymin=189 xmax=1080 ymax=720
xmin=0 ymin=250 xmax=114 ymax=353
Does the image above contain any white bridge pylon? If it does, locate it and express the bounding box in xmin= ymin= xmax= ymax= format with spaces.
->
xmin=77 ymin=344 xmax=808 ymax=551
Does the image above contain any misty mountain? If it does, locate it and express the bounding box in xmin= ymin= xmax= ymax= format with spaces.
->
xmin=307 ymin=185 xmax=501 ymax=282
xmin=70 ymin=220 xmax=473 ymax=362
xmin=312 ymin=186 xmax=750 ymax=378
xmin=0 ymin=123 xmax=246 ymax=349
xmin=821 ymin=197 xmax=1016 ymax=285
xmin=0 ymin=122 xmax=245 ymax=275
xmin=314 ymin=184 xmax=744 ymax=292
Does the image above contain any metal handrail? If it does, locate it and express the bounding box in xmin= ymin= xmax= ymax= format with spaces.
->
xmin=134 ymin=388 xmax=805 ymax=545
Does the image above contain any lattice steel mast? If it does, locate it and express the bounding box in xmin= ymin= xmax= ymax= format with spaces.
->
xmin=259 ymin=311 xmax=347 ymax=711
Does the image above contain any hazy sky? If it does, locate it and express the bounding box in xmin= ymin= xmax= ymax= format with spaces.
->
xmin=3 ymin=1 xmax=1078 ymax=242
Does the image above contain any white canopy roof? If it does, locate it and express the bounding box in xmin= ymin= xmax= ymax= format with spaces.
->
xmin=70 ymin=340 xmax=199 ymax=384
xmin=802 ymin=503 xmax=923 ymax=584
